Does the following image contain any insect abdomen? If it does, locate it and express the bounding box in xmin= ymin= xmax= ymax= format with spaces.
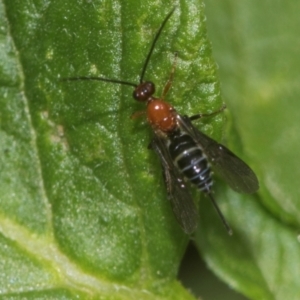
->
xmin=169 ymin=132 xmax=213 ymax=192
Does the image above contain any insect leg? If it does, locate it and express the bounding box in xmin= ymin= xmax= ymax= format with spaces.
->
xmin=161 ymin=52 xmax=178 ymax=99
xmin=207 ymin=192 xmax=232 ymax=235
xmin=189 ymin=104 xmax=227 ymax=121
xmin=130 ymin=110 xmax=146 ymax=119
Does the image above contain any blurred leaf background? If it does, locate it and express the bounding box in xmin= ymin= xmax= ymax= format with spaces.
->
xmin=192 ymin=0 xmax=300 ymax=299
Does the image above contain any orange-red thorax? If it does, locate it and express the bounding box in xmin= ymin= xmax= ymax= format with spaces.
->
xmin=147 ymin=98 xmax=177 ymax=132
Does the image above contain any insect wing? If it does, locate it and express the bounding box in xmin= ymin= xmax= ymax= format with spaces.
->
xmin=178 ymin=115 xmax=259 ymax=194
xmin=150 ymin=134 xmax=198 ymax=234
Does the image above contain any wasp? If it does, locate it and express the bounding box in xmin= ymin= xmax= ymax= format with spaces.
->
xmin=63 ymin=8 xmax=259 ymax=234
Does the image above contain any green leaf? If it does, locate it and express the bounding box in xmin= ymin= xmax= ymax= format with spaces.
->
xmin=0 ymin=0 xmax=223 ymax=298
xmin=194 ymin=0 xmax=300 ymax=299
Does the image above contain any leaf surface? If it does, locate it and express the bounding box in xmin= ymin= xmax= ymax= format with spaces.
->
xmin=0 ymin=0 xmax=222 ymax=298
xmin=195 ymin=1 xmax=300 ymax=299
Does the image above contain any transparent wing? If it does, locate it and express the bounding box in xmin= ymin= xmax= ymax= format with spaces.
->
xmin=150 ymin=134 xmax=198 ymax=234
xmin=179 ymin=115 xmax=259 ymax=194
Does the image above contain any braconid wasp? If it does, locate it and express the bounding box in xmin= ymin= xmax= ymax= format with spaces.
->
xmin=63 ymin=8 xmax=259 ymax=234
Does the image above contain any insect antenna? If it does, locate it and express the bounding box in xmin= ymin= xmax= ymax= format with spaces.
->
xmin=207 ymin=193 xmax=233 ymax=235
xmin=139 ymin=7 xmax=176 ymax=83
xmin=62 ymin=8 xmax=176 ymax=87
xmin=60 ymin=76 xmax=137 ymax=88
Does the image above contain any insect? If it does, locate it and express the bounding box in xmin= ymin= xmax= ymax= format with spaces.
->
xmin=63 ymin=8 xmax=259 ymax=234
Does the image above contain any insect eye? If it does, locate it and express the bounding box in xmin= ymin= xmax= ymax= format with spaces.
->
xmin=133 ymin=81 xmax=155 ymax=102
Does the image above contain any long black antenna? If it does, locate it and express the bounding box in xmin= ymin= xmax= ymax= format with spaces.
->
xmin=139 ymin=7 xmax=176 ymax=83
xmin=62 ymin=8 xmax=176 ymax=87
xmin=61 ymin=76 xmax=137 ymax=88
